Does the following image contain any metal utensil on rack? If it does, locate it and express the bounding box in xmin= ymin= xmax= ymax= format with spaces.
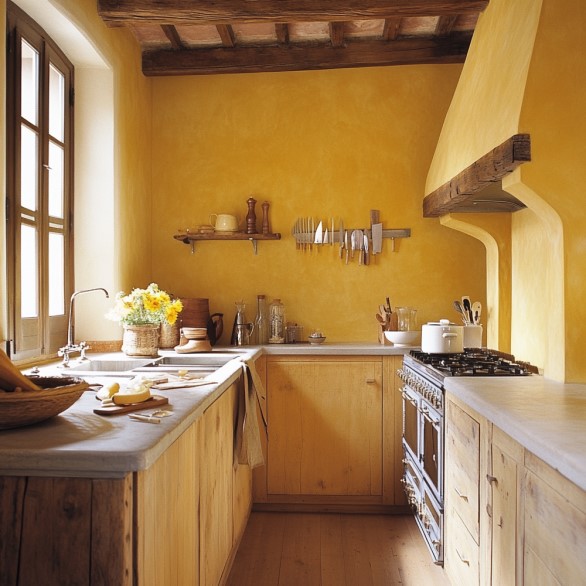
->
xmin=453 ymin=300 xmax=469 ymax=324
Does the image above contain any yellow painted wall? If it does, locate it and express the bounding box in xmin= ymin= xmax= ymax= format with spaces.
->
xmin=517 ymin=0 xmax=586 ymax=382
xmin=424 ymin=0 xmax=584 ymax=381
xmin=150 ymin=66 xmax=487 ymax=343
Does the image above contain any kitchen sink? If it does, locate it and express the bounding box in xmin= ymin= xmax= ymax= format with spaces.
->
xmin=64 ymin=351 xmax=244 ymax=377
xmin=66 ymin=358 xmax=157 ymax=373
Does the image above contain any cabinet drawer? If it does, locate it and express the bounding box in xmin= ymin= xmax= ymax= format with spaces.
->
xmin=445 ymin=511 xmax=480 ymax=586
xmin=446 ymin=401 xmax=480 ymax=542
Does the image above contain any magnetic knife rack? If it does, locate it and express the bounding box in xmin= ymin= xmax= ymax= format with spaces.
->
xmin=292 ymin=229 xmax=411 ymax=248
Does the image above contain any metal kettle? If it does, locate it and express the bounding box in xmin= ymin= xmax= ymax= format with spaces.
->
xmin=231 ymin=302 xmax=254 ymax=346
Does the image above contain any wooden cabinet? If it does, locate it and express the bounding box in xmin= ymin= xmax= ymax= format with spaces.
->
xmin=487 ymin=426 xmax=522 ymax=586
xmin=444 ymin=399 xmax=482 ymax=586
xmin=446 ymin=392 xmax=586 ymax=586
xmin=267 ymin=357 xmax=382 ymax=498
xmin=255 ymin=355 xmax=404 ymax=509
xmin=0 ymin=378 xmax=252 ymax=586
xmin=523 ymin=451 xmax=586 ymax=585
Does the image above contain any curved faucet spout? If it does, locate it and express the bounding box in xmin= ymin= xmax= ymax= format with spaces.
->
xmin=67 ymin=287 xmax=110 ymax=347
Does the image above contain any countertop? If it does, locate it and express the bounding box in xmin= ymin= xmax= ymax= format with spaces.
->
xmin=445 ymin=376 xmax=586 ymax=492
xmin=3 ymin=343 xmax=585 ymax=492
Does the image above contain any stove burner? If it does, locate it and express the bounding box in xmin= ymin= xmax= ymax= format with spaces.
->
xmin=408 ymin=348 xmax=535 ymax=377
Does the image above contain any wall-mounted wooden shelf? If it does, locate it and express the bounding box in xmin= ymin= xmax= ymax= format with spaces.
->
xmin=174 ymin=232 xmax=281 ymax=255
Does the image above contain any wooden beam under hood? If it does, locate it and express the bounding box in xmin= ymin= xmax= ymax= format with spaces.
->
xmin=98 ymin=0 xmax=489 ymax=26
xmin=422 ymin=134 xmax=531 ymax=217
xmin=142 ymin=33 xmax=472 ymax=76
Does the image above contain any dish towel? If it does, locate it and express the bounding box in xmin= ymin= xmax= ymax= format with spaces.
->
xmin=234 ymin=359 xmax=267 ymax=470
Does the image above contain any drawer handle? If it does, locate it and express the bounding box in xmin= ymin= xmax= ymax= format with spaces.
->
xmin=486 ymin=474 xmax=499 ymax=485
xmin=366 ymin=378 xmax=376 ymax=384
xmin=456 ymin=549 xmax=470 ymax=566
xmin=454 ymin=487 xmax=469 ymax=502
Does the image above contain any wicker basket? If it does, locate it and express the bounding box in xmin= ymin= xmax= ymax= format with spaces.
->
xmin=160 ymin=322 xmax=180 ymax=348
xmin=0 ymin=376 xmax=89 ymax=430
xmin=121 ymin=324 xmax=160 ymax=357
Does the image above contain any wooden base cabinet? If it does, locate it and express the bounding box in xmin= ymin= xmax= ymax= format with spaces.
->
xmin=254 ymin=355 xmax=404 ymax=509
xmin=0 ymin=381 xmax=252 ymax=586
xmin=446 ymin=393 xmax=586 ymax=586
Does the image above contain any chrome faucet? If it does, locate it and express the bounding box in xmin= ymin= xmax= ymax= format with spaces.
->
xmin=58 ymin=287 xmax=109 ymax=367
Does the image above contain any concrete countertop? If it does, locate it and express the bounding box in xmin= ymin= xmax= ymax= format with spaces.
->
xmin=445 ymin=376 xmax=586 ymax=492
xmin=0 ymin=343 xmax=407 ymax=478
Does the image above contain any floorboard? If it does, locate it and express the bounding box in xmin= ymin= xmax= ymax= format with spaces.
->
xmin=226 ymin=512 xmax=450 ymax=586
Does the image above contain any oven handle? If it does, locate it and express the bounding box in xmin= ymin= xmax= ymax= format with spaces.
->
xmin=421 ymin=404 xmax=441 ymax=427
xmin=401 ymin=389 xmax=418 ymax=407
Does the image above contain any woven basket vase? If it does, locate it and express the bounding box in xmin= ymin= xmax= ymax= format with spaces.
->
xmin=160 ymin=322 xmax=180 ymax=348
xmin=121 ymin=323 xmax=160 ymax=357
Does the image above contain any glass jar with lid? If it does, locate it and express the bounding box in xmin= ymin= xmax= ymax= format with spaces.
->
xmin=269 ymin=298 xmax=285 ymax=343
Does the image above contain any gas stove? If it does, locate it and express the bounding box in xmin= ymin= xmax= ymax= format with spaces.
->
xmin=407 ymin=348 xmax=536 ymax=378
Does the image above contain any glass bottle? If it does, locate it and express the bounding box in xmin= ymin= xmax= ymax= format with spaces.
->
xmin=254 ymin=294 xmax=269 ymax=345
xmin=269 ymin=298 xmax=285 ymax=344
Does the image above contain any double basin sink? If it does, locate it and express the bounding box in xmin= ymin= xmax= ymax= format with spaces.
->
xmin=65 ymin=351 xmax=244 ymax=378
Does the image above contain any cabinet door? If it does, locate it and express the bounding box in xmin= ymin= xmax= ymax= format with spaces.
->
xmin=267 ymin=359 xmax=382 ymax=497
xmin=489 ymin=427 xmax=521 ymax=586
xmin=523 ymin=453 xmax=586 ymax=586
xmin=200 ymin=384 xmax=237 ymax=586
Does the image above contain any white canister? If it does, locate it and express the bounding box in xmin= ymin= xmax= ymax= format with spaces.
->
xmin=421 ymin=319 xmax=464 ymax=354
xmin=463 ymin=325 xmax=483 ymax=348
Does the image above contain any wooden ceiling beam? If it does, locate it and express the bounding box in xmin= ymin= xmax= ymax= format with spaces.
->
xmin=98 ymin=0 xmax=489 ymax=26
xmin=275 ymin=24 xmax=289 ymax=44
xmin=382 ymin=18 xmax=402 ymax=41
xmin=216 ymin=24 xmax=236 ymax=47
xmin=161 ymin=25 xmax=184 ymax=49
xmin=435 ymin=15 xmax=458 ymax=36
xmin=142 ymin=33 xmax=472 ymax=76
xmin=329 ymin=22 xmax=345 ymax=48
xmin=422 ymin=134 xmax=531 ymax=217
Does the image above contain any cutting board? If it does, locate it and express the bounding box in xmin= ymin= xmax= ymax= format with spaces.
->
xmin=94 ymin=395 xmax=169 ymax=416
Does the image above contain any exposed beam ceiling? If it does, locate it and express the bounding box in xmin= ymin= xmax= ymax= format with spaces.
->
xmin=97 ymin=0 xmax=489 ymax=76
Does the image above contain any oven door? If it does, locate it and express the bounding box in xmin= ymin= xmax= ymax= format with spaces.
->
xmin=416 ymin=482 xmax=444 ymax=564
xmin=420 ymin=397 xmax=443 ymax=500
xmin=401 ymin=384 xmax=420 ymax=462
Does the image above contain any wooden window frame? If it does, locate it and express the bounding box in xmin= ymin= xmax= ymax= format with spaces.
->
xmin=6 ymin=1 xmax=74 ymax=361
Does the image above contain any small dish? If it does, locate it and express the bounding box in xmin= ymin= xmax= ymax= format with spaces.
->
xmin=308 ymin=335 xmax=326 ymax=345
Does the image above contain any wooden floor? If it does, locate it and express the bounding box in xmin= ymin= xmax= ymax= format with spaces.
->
xmin=227 ymin=512 xmax=451 ymax=586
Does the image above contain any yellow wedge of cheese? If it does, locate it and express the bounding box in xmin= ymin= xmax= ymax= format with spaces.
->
xmin=112 ymin=386 xmax=151 ymax=405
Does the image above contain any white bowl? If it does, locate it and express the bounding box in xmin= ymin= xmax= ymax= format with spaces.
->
xmin=383 ymin=330 xmax=420 ymax=347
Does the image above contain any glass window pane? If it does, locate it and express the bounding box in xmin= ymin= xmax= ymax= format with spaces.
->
xmin=48 ymin=141 xmax=64 ymax=218
xmin=20 ymin=124 xmax=38 ymax=211
xmin=21 ymin=40 xmax=38 ymax=125
xmin=21 ymin=224 xmax=38 ymax=318
xmin=49 ymin=63 xmax=65 ymax=142
xmin=48 ymin=232 xmax=65 ymax=316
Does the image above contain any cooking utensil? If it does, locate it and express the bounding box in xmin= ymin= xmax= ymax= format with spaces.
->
xmin=472 ymin=301 xmax=482 ymax=325
xmin=330 ymin=217 xmax=335 ymax=246
xmin=339 ymin=219 xmax=344 ymax=257
xmin=372 ymin=223 xmax=383 ymax=254
xmin=323 ymin=228 xmax=329 ymax=244
xmin=453 ymin=300 xmax=468 ymax=324
xmin=462 ymin=296 xmax=473 ymax=324
xmin=421 ymin=319 xmax=464 ymax=353
xmin=345 ymin=231 xmax=349 ymax=264
xmin=363 ymin=233 xmax=369 ymax=265
xmin=355 ymin=230 xmax=363 ymax=264
xmin=314 ymin=220 xmax=323 ymax=244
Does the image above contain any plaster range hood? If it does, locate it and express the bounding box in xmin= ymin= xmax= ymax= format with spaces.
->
xmin=423 ymin=134 xmax=531 ymax=217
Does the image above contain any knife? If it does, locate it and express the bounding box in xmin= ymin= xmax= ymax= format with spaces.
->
xmin=323 ymin=228 xmax=329 ymax=245
xmin=330 ymin=217 xmax=334 ymax=246
xmin=363 ymin=233 xmax=369 ymax=265
xmin=372 ymin=223 xmax=383 ymax=254
xmin=355 ymin=229 xmax=363 ymax=265
xmin=339 ymin=220 xmax=345 ymax=258
xmin=350 ymin=230 xmax=356 ymax=260
xmin=345 ymin=231 xmax=349 ymax=264
xmin=314 ymin=220 xmax=323 ymax=244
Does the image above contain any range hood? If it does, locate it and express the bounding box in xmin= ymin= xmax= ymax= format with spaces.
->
xmin=423 ymin=134 xmax=531 ymax=217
